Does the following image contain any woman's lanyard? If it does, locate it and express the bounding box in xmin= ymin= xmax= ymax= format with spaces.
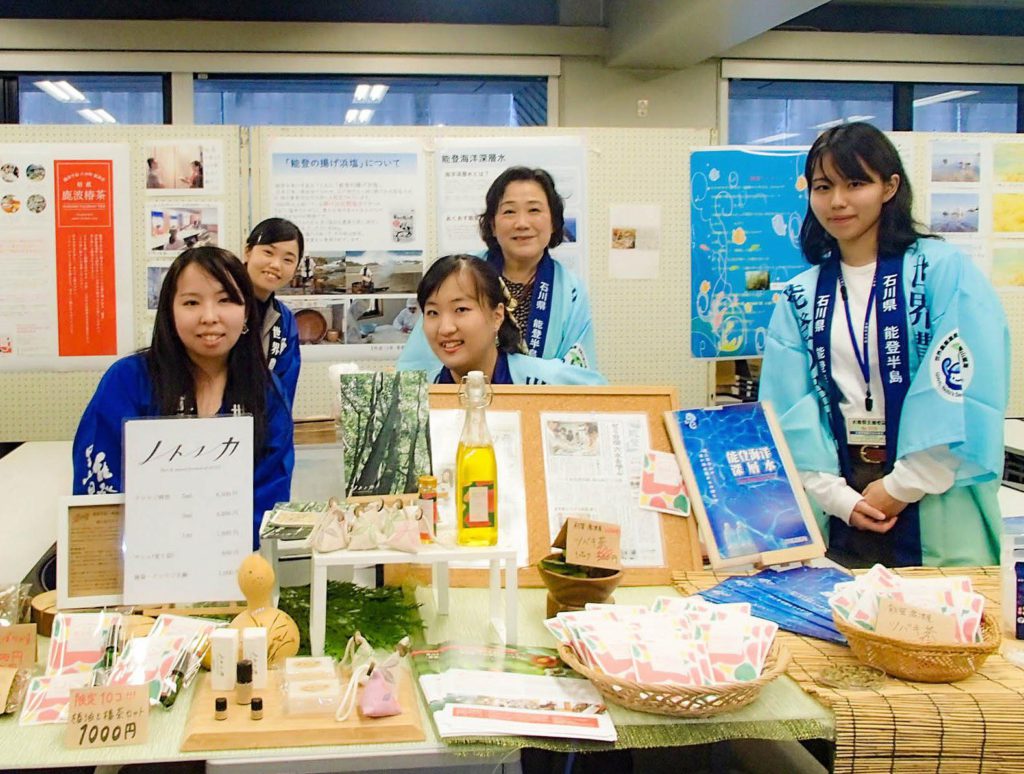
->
xmin=837 ymin=270 xmax=877 ymax=413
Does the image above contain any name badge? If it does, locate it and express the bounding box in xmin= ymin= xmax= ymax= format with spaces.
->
xmin=846 ymin=416 xmax=886 ymax=446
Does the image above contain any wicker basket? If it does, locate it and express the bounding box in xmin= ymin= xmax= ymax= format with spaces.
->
xmin=557 ymin=641 xmax=791 ymax=718
xmin=833 ymin=611 xmax=1000 ymax=683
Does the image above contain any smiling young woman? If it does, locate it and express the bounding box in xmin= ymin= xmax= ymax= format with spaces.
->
xmin=397 ymin=166 xmax=598 ymax=375
xmin=407 ymin=254 xmax=605 ymax=386
xmin=72 ymin=246 xmax=294 ymax=549
xmin=243 ymin=217 xmax=304 ymax=407
xmin=760 ymin=123 xmax=1008 ymax=569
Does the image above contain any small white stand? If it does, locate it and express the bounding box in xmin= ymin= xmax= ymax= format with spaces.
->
xmin=309 ymin=543 xmax=518 ymax=656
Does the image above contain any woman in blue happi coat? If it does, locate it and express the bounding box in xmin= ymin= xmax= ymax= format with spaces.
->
xmin=73 ymin=246 xmax=294 ymax=549
xmin=761 ymin=122 xmax=1008 ymax=568
xmin=400 ymin=254 xmax=605 ymax=386
xmin=243 ymin=217 xmax=303 ymax=408
xmin=397 ymin=166 xmax=597 ymax=373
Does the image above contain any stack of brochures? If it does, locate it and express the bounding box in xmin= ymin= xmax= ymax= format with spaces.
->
xmin=411 ymin=643 xmax=617 ymax=742
xmin=259 ymin=500 xmax=327 ymax=542
xmin=544 ymin=598 xmax=778 ymax=687
xmin=697 ymin=566 xmax=852 ymax=644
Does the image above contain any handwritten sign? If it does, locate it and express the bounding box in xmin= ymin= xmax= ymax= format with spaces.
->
xmin=65 ymin=685 xmax=149 ymax=749
xmin=122 ymin=416 xmax=253 ymax=604
xmin=564 ymin=517 xmax=622 ymax=572
xmin=875 ymin=598 xmax=959 ymax=645
xmin=0 ymin=623 xmax=36 ymax=669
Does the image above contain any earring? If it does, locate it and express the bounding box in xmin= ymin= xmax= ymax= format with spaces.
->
xmin=494 ymin=334 xmax=500 ymax=347
xmin=242 ymin=323 xmax=249 ymax=335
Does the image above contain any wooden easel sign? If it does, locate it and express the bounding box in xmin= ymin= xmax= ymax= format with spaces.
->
xmin=665 ymin=401 xmax=825 ymax=569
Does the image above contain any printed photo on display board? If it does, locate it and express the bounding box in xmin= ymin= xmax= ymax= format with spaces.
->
xmin=279 ymin=250 xmax=423 ymax=297
xmin=143 ymin=141 xmax=222 ymax=194
xmin=146 ymin=262 xmax=172 ymax=311
xmin=664 ymin=401 xmax=824 ymax=569
xmin=279 ymin=295 xmax=416 ymax=348
xmin=146 ymin=203 xmax=221 ymax=256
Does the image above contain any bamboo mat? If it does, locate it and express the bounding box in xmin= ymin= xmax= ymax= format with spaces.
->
xmin=673 ymin=566 xmax=1024 ymax=773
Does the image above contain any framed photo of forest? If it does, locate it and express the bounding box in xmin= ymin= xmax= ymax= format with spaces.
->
xmin=339 ymin=371 xmax=431 ymax=496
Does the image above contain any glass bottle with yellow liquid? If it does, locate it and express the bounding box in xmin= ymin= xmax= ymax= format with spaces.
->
xmin=456 ymin=370 xmax=498 ymax=546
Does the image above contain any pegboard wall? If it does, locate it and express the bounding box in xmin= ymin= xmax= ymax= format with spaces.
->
xmin=250 ymin=126 xmax=716 ymax=420
xmin=0 ymin=124 xmax=244 ymax=441
xmin=4 ymin=126 xmax=1020 ymax=442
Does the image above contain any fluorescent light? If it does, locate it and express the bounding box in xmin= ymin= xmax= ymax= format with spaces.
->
xmin=358 ymin=109 xmax=374 ymax=123
xmin=368 ymin=84 xmax=388 ymax=102
xmin=77 ymin=109 xmax=104 ymax=123
xmin=344 ymin=108 xmax=359 ymax=123
xmin=812 ymin=118 xmax=845 ymax=130
xmin=353 ymin=84 xmax=371 ymax=102
xmin=913 ymin=90 xmax=979 ymax=108
xmin=846 ymin=114 xmax=875 ymax=122
xmin=93 ymin=109 xmax=116 ymax=123
xmin=35 ymin=80 xmax=72 ymax=102
xmin=55 ymin=80 xmax=87 ymax=102
xmin=750 ymin=132 xmax=800 ymax=145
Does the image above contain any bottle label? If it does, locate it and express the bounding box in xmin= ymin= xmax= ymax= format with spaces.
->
xmin=417 ymin=495 xmax=436 ymax=539
xmin=462 ymin=481 xmax=495 ymax=528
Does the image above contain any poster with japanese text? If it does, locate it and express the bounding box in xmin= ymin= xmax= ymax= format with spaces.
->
xmin=690 ymin=147 xmax=808 ymax=359
xmin=665 ymin=402 xmax=824 ymax=569
xmin=0 ymin=144 xmax=132 ymax=371
xmin=265 ymin=137 xmax=427 ymax=360
xmin=434 ymin=136 xmax=588 ymax=281
xmin=122 ymin=416 xmax=252 ymax=604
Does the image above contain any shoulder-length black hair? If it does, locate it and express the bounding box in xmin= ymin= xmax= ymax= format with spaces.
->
xmin=417 ymin=254 xmax=522 ymax=354
xmin=478 ymin=166 xmax=565 ymax=254
xmin=800 ymin=122 xmax=932 ymax=264
xmin=245 ymin=217 xmax=305 ymax=259
xmin=147 ymin=246 xmax=268 ymax=452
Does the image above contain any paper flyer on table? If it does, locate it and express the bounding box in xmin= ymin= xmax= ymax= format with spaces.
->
xmin=638 ymin=449 xmax=690 ymax=517
xmin=540 ymin=412 xmax=663 ymax=567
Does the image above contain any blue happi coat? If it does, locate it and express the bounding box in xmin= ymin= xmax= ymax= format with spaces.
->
xmin=72 ymin=353 xmax=294 ymax=549
xmin=760 ymin=238 xmax=1008 ymax=566
xmin=262 ymin=295 xmax=300 ymax=408
xmin=424 ymin=351 xmax=607 ymax=386
xmin=396 ymin=248 xmax=597 ymax=372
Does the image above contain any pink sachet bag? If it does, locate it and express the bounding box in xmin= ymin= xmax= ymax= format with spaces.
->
xmin=359 ymin=663 xmax=402 ymax=718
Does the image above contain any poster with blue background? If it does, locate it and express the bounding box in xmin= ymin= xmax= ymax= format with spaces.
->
xmin=690 ymin=147 xmax=809 ymax=359
xmin=668 ymin=402 xmax=823 ymax=568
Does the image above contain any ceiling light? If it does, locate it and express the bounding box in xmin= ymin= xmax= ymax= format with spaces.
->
xmin=749 ymin=132 xmax=800 ymax=145
xmin=913 ymin=90 xmax=979 ymax=108
xmin=55 ymin=80 xmax=87 ymax=102
xmin=345 ymin=108 xmax=359 ymax=124
xmin=846 ymin=115 xmax=875 ymax=122
xmin=77 ymin=109 xmax=104 ymax=124
xmin=93 ymin=109 xmax=117 ymax=123
xmin=368 ymin=84 xmax=388 ymax=102
xmin=812 ymin=118 xmax=845 ymax=130
xmin=358 ymin=109 xmax=374 ymax=123
xmin=35 ymin=80 xmax=72 ymax=102
xmin=353 ymin=84 xmax=371 ymax=102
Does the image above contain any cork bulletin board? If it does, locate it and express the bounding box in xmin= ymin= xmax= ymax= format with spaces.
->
xmin=386 ymin=384 xmax=702 ymax=589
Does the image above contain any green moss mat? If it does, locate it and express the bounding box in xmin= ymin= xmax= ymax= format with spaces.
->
xmin=277 ymin=581 xmax=424 ymax=658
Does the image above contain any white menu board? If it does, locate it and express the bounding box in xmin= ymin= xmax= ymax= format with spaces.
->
xmin=122 ymin=415 xmax=253 ymax=604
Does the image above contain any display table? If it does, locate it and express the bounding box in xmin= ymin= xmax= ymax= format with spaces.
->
xmin=674 ymin=566 xmax=1024 ymax=774
xmin=310 ymin=543 xmax=519 ymax=655
xmin=0 ymin=586 xmax=833 ymax=771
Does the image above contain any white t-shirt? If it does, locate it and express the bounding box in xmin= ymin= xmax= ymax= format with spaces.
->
xmin=800 ymin=260 xmax=956 ymax=523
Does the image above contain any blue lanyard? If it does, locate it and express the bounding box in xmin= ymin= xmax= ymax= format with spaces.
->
xmin=837 ymin=270 xmax=877 ymax=412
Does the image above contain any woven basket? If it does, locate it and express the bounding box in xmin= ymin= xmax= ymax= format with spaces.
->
xmin=557 ymin=642 xmax=791 ymax=718
xmin=833 ymin=611 xmax=1000 ymax=683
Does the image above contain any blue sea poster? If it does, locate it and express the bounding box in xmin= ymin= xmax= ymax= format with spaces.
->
xmin=666 ymin=402 xmax=824 ymax=568
xmin=690 ymin=147 xmax=809 ymax=359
